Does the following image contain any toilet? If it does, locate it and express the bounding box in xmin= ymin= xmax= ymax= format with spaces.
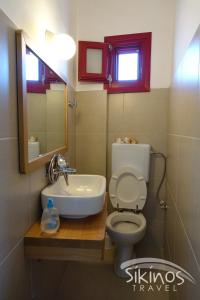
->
xmin=106 ymin=143 xmax=150 ymax=277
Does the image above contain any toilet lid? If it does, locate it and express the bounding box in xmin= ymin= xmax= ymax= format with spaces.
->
xmin=109 ymin=167 xmax=147 ymax=210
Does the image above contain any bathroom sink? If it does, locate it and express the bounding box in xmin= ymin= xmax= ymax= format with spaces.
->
xmin=41 ymin=175 xmax=106 ymax=218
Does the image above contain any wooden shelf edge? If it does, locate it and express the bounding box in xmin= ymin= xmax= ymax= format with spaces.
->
xmin=24 ymin=193 xmax=108 ymax=262
xmin=24 ymin=246 xmax=104 ymax=262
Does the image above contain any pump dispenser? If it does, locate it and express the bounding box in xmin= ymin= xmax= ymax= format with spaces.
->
xmin=41 ymin=198 xmax=60 ymax=234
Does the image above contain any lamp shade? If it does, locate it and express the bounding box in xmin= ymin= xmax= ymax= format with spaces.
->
xmin=51 ymin=33 xmax=76 ymax=60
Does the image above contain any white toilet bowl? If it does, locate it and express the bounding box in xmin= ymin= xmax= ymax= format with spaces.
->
xmin=106 ymin=211 xmax=146 ymax=277
xmin=107 ymin=143 xmax=150 ymax=277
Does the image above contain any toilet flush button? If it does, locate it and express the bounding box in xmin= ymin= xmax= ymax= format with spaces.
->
xmin=138 ymin=176 xmax=144 ymax=181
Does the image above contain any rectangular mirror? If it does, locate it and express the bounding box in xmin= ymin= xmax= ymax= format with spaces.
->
xmin=16 ymin=30 xmax=68 ymax=173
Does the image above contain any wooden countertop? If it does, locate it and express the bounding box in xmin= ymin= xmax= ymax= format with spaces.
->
xmin=24 ymin=194 xmax=108 ymax=262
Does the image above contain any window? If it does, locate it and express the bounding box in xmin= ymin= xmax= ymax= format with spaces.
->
xmin=78 ymin=32 xmax=152 ymax=93
xmin=26 ymin=48 xmax=63 ymax=93
xmin=26 ymin=52 xmax=40 ymax=81
xmin=26 ymin=48 xmax=48 ymax=93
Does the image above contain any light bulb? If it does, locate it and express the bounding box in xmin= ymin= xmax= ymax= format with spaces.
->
xmin=51 ymin=33 xmax=76 ymax=60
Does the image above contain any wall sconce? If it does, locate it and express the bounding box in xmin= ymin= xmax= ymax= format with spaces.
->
xmin=45 ymin=30 xmax=76 ymax=60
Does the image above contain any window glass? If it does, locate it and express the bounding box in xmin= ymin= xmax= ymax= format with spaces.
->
xmin=86 ymin=48 xmax=102 ymax=73
xmin=26 ymin=53 xmax=39 ymax=81
xmin=118 ymin=52 xmax=139 ymax=81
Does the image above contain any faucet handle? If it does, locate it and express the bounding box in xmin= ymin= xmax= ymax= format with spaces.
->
xmin=65 ymin=167 xmax=77 ymax=174
xmin=57 ymin=154 xmax=67 ymax=170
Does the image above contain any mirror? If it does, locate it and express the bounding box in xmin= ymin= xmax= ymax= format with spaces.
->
xmin=16 ymin=30 xmax=68 ymax=173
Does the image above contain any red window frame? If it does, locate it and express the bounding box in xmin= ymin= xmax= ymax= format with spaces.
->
xmin=44 ymin=67 xmax=64 ymax=84
xmin=78 ymin=41 xmax=109 ymax=82
xmin=26 ymin=48 xmax=50 ymax=93
xmin=104 ymin=32 xmax=152 ymax=93
xmin=78 ymin=32 xmax=151 ymax=94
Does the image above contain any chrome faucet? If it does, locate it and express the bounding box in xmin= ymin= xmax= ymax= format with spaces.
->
xmin=47 ymin=154 xmax=76 ymax=185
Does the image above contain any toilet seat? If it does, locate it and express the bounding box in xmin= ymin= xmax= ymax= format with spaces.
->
xmin=107 ymin=211 xmax=146 ymax=234
xmin=106 ymin=211 xmax=146 ymax=245
xmin=109 ymin=166 xmax=147 ymax=210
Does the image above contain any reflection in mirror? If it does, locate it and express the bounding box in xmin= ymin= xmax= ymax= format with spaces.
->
xmin=16 ymin=30 xmax=68 ymax=173
xmin=26 ymin=47 xmax=66 ymax=162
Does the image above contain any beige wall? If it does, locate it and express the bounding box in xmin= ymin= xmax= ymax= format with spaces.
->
xmin=46 ymin=89 xmax=65 ymax=152
xmin=0 ymin=0 xmax=77 ymax=87
xmin=28 ymin=88 xmax=66 ymax=154
xmin=0 ymin=9 xmax=76 ymax=299
xmin=108 ymin=89 xmax=169 ymax=258
xmin=31 ymin=88 xmax=169 ymax=298
xmin=173 ymin=0 xmax=200 ymax=70
xmin=107 ymin=90 xmax=168 ymax=180
xmin=75 ymin=0 xmax=172 ymax=258
xmin=76 ymin=0 xmax=175 ymax=90
xmin=65 ymin=85 xmax=76 ymax=168
xmin=166 ymin=26 xmax=200 ymax=299
xmin=28 ymin=93 xmax=47 ymax=153
xmin=0 ymin=11 xmax=46 ymax=299
xmin=75 ymin=89 xmax=168 ymax=257
xmin=75 ymin=90 xmax=107 ymax=176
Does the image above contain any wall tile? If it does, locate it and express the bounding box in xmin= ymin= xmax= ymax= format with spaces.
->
xmin=173 ymin=212 xmax=200 ymax=300
xmin=29 ymin=167 xmax=47 ymax=225
xmin=167 ymin=25 xmax=200 ymax=300
xmin=0 ymin=139 xmax=29 ymax=262
xmin=46 ymin=132 xmax=65 ymax=152
xmin=108 ymin=94 xmax=124 ymax=132
xmin=0 ymin=13 xmax=17 ymax=138
xmin=167 ymin=134 xmax=180 ymax=201
xmin=165 ymin=185 xmax=176 ymax=261
xmin=66 ymin=85 xmax=76 ymax=167
xmin=75 ymin=90 xmax=107 ymax=175
xmin=123 ymin=90 xmax=168 ymax=135
xmin=0 ymin=241 xmax=31 ymax=300
xmin=176 ymin=137 xmax=200 ymax=264
xmin=145 ymin=179 xmax=166 ymax=223
xmin=168 ymin=76 xmax=182 ymax=135
xmin=46 ymin=90 xmax=65 ymax=133
xmin=28 ymin=93 xmax=46 ymax=133
xmin=76 ymin=90 xmax=107 ymax=134
xmin=166 ymin=186 xmax=200 ymax=300
xmin=76 ymin=133 xmax=106 ymax=176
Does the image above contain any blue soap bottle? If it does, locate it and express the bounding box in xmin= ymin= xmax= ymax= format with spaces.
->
xmin=41 ymin=198 xmax=60 ymax=234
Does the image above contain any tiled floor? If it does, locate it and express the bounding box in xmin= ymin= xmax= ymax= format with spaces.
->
xmin=56 ymin=261 xmax=169 ymax=300
xmin=32 ymin=259 xmax=170 ymax=300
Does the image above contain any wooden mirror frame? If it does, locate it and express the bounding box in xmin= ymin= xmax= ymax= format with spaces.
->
xmin=16 ymin=30 xmax=68 ymax=173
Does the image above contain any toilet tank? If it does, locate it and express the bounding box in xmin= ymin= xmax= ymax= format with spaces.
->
xmin=112 ymin=143 xmax=151 ymax=182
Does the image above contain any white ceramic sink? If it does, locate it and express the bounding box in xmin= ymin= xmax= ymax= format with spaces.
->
xmin=41 ymin=175 xmax=106 ymax=218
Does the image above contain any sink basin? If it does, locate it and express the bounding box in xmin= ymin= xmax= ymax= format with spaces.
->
xmin=41 ymin=175 xmax=106 ymax=218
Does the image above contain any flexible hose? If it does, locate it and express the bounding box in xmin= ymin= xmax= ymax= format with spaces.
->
xmin=151 ymin=151 xmax=167 ymax=209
